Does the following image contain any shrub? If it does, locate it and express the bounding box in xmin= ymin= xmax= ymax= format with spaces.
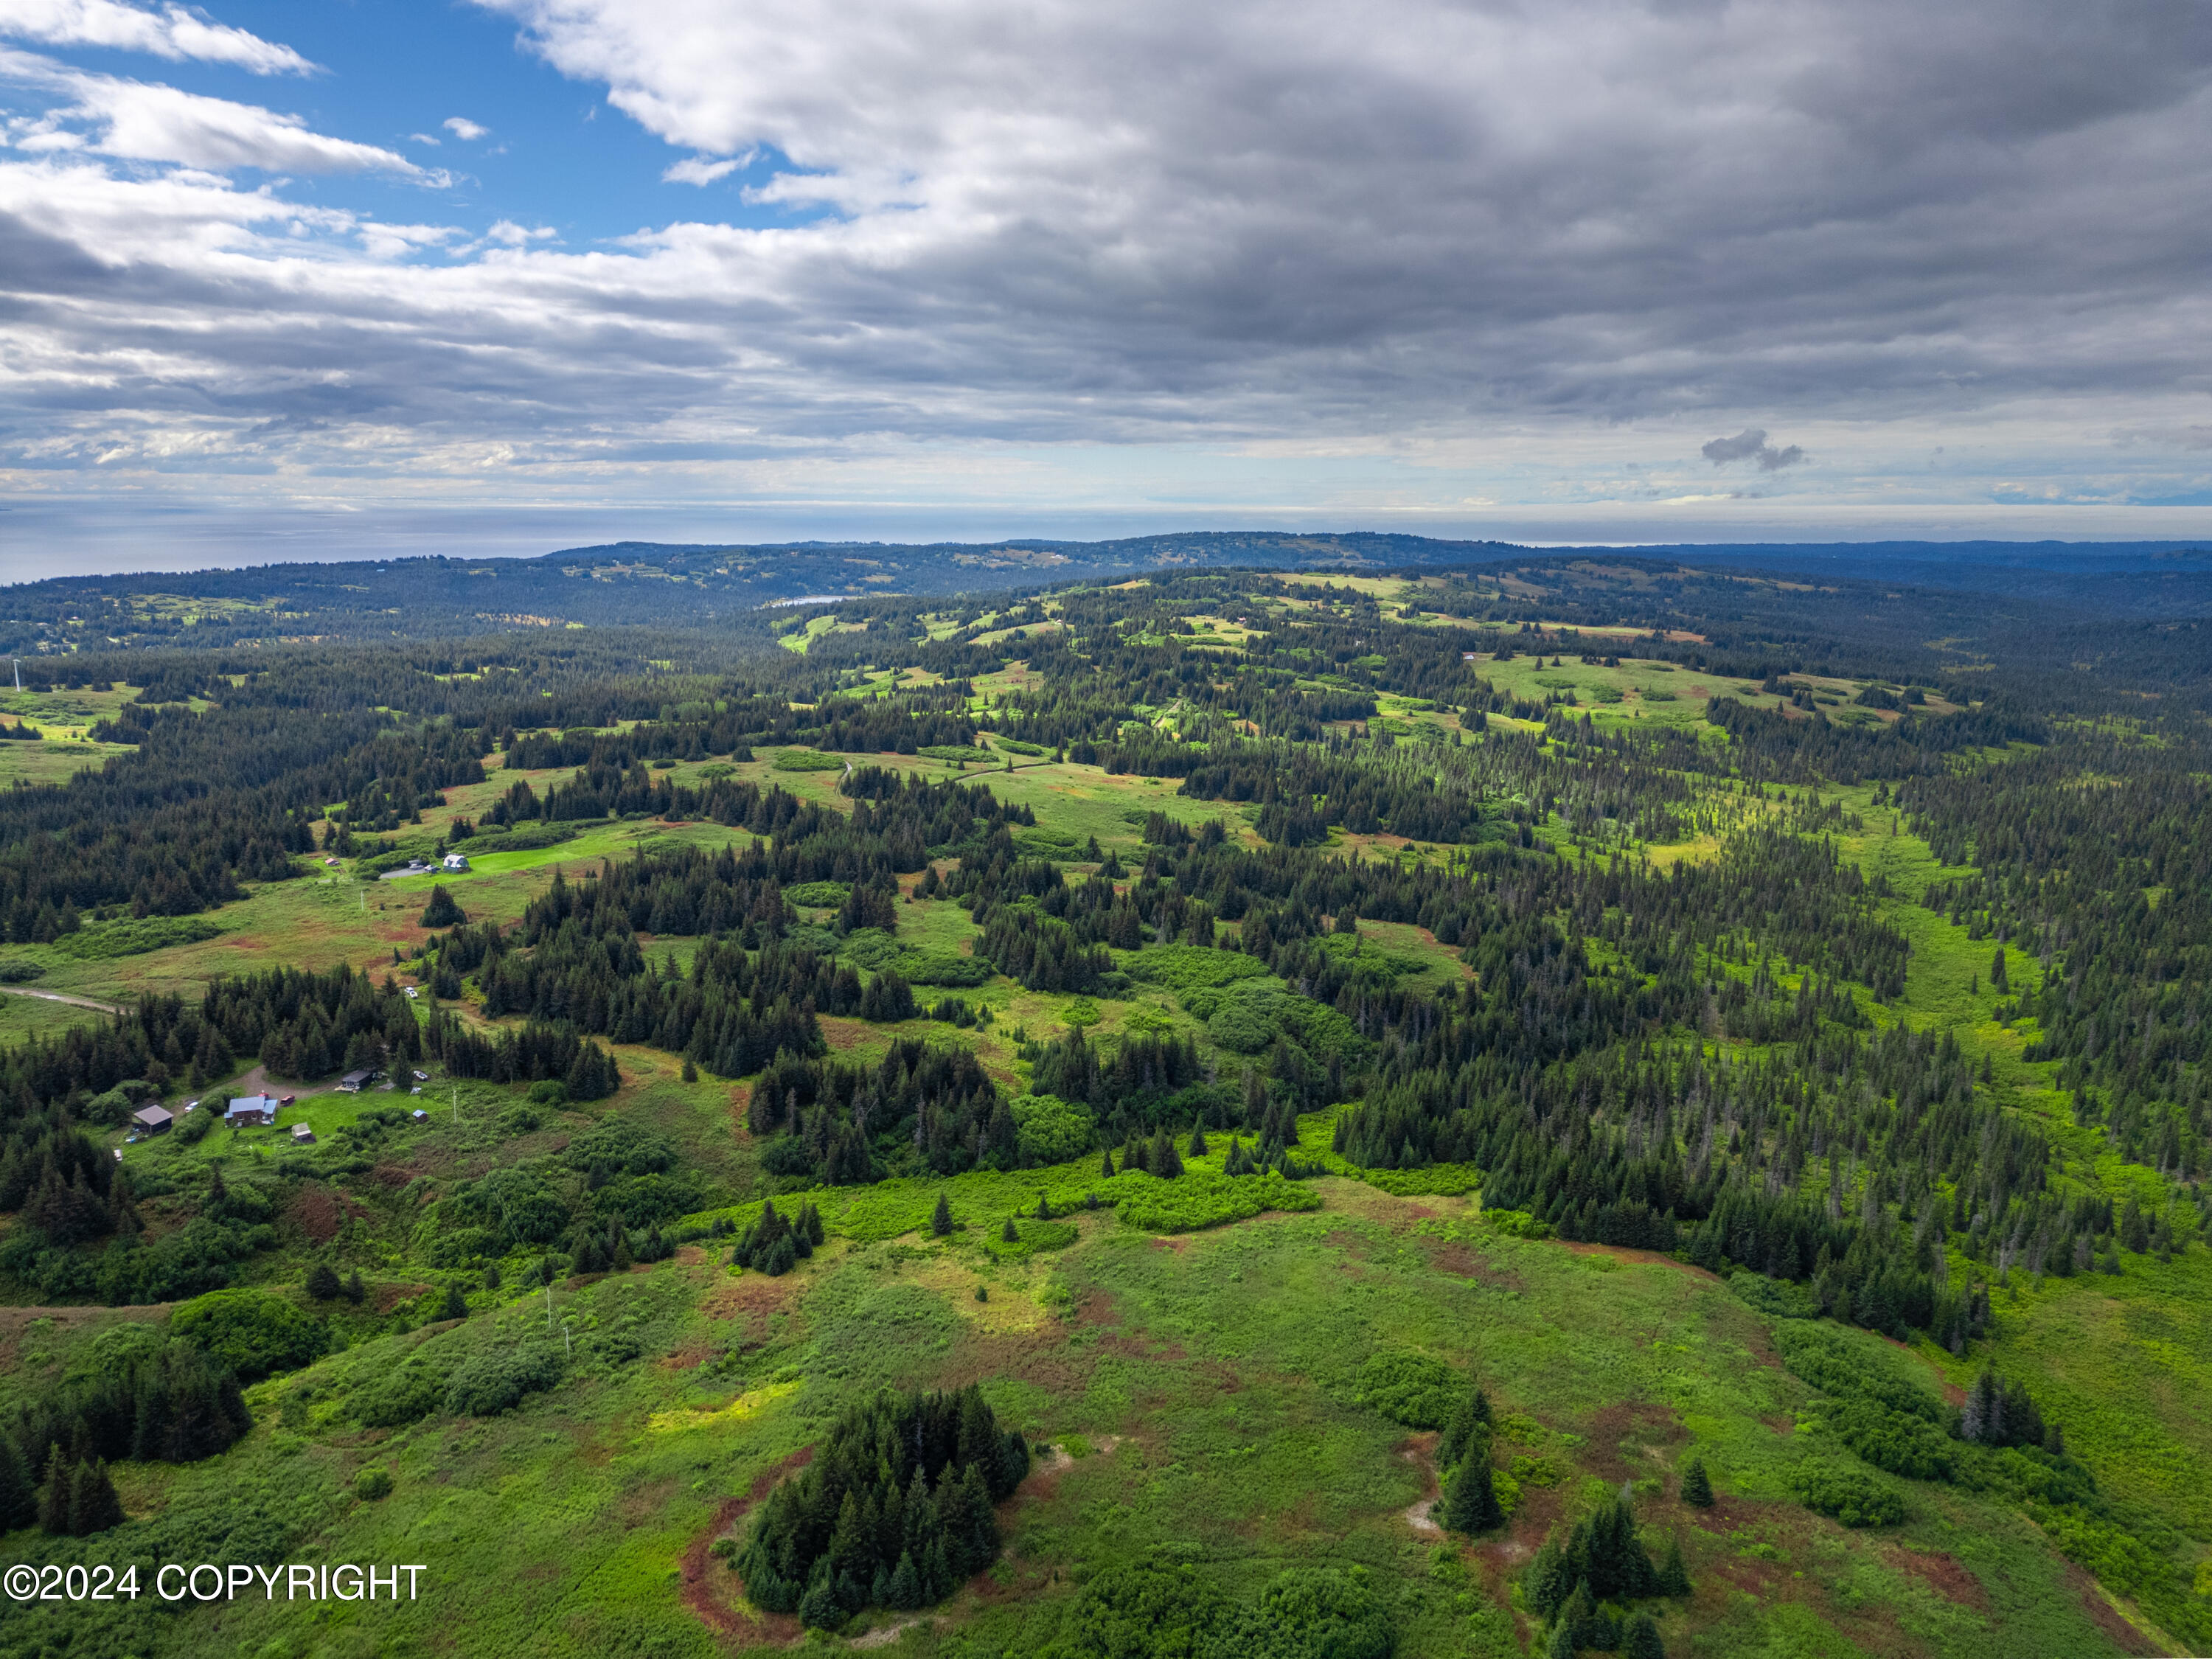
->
xmin=1113 ymin=1169 xmax=1320 ymax=1234
xmin=1354 ymin=1351 xmax=1464 ymax=1430
xmin=173 ymin=1287 xmax=326 ymax=1381
xmin=1012 ymin=1093 xmax=1096 ymax=1166
xmin=1792 ymin=1461 xmax=1906 ymax=1527
xmin=785 ymin=881 xmax=851 ymax=907
xmin=354 ymin=1355 xmax=448 ymax=1429
xmin=354 ymin=1467 xmax=393 ymax=1501
xmin=898 ymin=949 xmax=995 ymax=987
xmin=52 ymin=916 xmax=222 ymax=959
xmin=771 ymin=749 xmax=845 ymax=771
xmin=0 ymin=959 xmax=44 ymax=982
xmin=442 ymin=1345 xmax=563 ymax=1418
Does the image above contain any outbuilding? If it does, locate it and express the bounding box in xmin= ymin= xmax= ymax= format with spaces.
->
xmin=442 ymin=852 xmax=470 ymax=872
xmin=290 ymin=1123 xmax=316 ymax=1144
xmin=337 ymin=1068 xmax=381 ymax=1093
xmin=131 ymin=1105 xmax=174 ymax=1135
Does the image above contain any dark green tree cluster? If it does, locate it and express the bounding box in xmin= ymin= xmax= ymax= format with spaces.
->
xmin=1523 ymin=1489 xmax=1686 ymax=1652
xmin=10 ymin=1337 xmax=250 ymax=1509
xmin=748 ymin=1040 xmax=1006 ymax=1183
xmin=730 ymin=1197 xmax=824 ymax=1276
xmin=421 ymin=1011 xmax=619 ymax=1099
xmin=737 ymin=1385 xmax=1029 ymax=1627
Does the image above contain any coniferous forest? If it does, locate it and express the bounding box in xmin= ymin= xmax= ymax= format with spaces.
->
xmin=0 ymin=546 xmax=2204 ymax=1659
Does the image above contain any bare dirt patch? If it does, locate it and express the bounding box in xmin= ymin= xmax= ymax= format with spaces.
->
xmin=681 ymin=1447 xmax=815 ymax=1644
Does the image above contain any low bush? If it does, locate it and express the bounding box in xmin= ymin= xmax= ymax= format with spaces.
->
xmin=52 ymin=916 xmax=222 ymax=959
xmin=1354 ymin=1351 xmax=1463 ymax=1429
xmin=1792 ymin=1461 xmax=1906 ymax=1527
xmin=172 ymin=1287 xmax=326 ymax=1381
xmin=1114 ymin=1169 xmax=1320 ymax=1234
xmin=442 ymin=1345 xmax=563 ymax=1418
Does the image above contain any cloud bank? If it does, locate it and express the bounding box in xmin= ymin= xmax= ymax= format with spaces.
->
xmin=3 ymin=0 xmax=2211 ymax=529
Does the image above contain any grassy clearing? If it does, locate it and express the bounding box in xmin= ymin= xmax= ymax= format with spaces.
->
xmin=5 ymin=1175 xmax=2139 ymax=1659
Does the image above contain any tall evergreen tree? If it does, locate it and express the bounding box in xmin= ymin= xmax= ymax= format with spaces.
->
xmin=67 ymin=1459 xmax=123 ymax=1535
xmin=1624 ymin=1610 xmax=1668 ymax=1659
xmin=1656 ymin=1534 xmax=1691 ymax=1596
xmin=0 ymin=1436 xmax=35 ymax=1531
xmin=1680 ymin=1457 xmax=1714 ymax=1507
xmin=1442 ymin=1456 xmax=1506 ymax=1534
xmin=931 ymin=1192 xmax=954 ymax=1236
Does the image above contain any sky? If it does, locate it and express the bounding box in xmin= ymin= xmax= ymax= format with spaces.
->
xmin=1 ymin=0 xmax=2210 ymax=574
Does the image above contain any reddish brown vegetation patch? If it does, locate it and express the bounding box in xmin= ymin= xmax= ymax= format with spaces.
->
xmin=2063 ymin=1563 xmax=2163 ymax=1656
xmin=1580 ymin=1402 xmax=1687 ymax=1483
xmin=703 ymin=1271 xmax=804 ymax=1345
xmin=1429 ymin=1239 xmax=1526 ymax=1289
xmin=286 ymin=1184 xmax=344 ymax=1244
xmin=682 ymin=1447 xmax=815 ymax=1644
xmin=1887 ymin=1548 xmax=1992 ymax=1613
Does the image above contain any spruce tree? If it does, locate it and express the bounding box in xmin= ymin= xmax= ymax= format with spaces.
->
xmin=1624 ymin=1610 xmax=1667 ymax=1659
xmin=1680 ymin=1457 xmax=1714 ymax=1507
xmin=420 ymin=885 xmax=465 ymax=928
xmin=931 ymin=1192 xmax=954 ymax=1236
xmin=1523 ymin=1536 xmax=1572 ymax=1620
xmin=1189 ymin=1122 xmax=1208 ymax=1156
xmin=1001 ymin=1217 xmax=1020 ymax=1242
xmin=1035 ymin=1192 xmax=1052 ymax=1220
xmin=345 ymin=1269 xmax=366 ymax=1304
xmin=1101 ymin=1149 xmax=1116 ymax=1178
xmin=69 ymin=1459 xmax=123 ymax=1535
xmin=0 ymin=1435 xmax=35 ymax=1531
xmin=307 ymin=1262 xmax=341 ymax=1300
xmin=1657 ymin=1534 xmax=1691 ymax=1596
xmin=441 ymin=1283 xmax=468 ymax=1321
xmin=35 ymin=1447 xmax=66 ymax=1534
xmin=1443 ymin=1458 xmax=1505 ymax=1534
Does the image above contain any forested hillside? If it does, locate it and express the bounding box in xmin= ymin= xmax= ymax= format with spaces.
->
xmin=0 ymin=559 xmax=2204 ymax=1659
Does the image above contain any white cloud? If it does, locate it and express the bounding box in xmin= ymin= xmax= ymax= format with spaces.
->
xmin=662 ymin=153 xmax=740 ymax=186
xmin=484 ymin=218 xmax=554 ymax=245
xmin=6 ymin=0 xmax=2212 ymax=526
xmin=442 ymin=115 xmax=487 ymax=140
xmin=0 ymin=49 xmax=424 ymax=173
xmin=408 ymin=131 xmax=439 ymax=146
xmin=0 ymin=0 xmax=313 ymax=74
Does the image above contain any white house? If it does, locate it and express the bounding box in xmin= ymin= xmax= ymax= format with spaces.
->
xmin=442 ymin=852 xmax=470 ymax=872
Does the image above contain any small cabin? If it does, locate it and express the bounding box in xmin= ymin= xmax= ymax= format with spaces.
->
xmin=337 ymin=1068 xmax=381 ymax=1093
xmin=131 ymin=1105 xmax=174 ymax=1135
xmin=290 ymin=1123 xmax=316 ymax=1144
xmin=225 ymin=1094 xmax=279 ymax=1126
